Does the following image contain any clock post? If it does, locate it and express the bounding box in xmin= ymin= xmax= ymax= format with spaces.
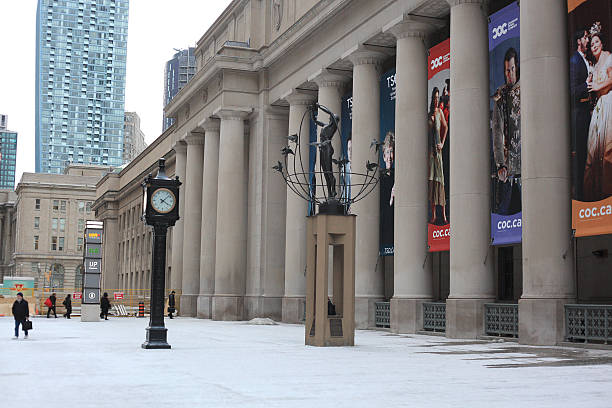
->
xmin=142 ymin=158 xmax=181 ymax=349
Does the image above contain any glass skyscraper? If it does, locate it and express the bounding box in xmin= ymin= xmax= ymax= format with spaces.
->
xmin=162 ymin=48 xmax=196 ymax=132
xmin=0 ymin=121 xmax=18 ymax=189
xmin=35 ymin=0 xmax=129 ymax=174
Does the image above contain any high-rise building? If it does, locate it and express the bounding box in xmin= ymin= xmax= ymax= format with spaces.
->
xmin=0 ymin=115 xmax=18 ymax=190
xmin=123 ymin=112 xmax=147 ymax=164
xmin=162 ymin=48 xmax=196 ymax=132
xmin=35 ymin=0 xmax=129 ymax=174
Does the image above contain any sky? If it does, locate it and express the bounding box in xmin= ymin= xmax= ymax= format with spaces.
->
xmin=0 ymin=0 xmax=232 ymax=187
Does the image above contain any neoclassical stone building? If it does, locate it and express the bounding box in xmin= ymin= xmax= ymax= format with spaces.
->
xmin=94 ymin=0 xmax=612 ymax=346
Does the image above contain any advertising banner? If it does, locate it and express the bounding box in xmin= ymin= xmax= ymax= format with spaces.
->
xmin=380 ymin=68 xmax=396 ymax=256
xmin=340 ymin=92 xmax=353 ymax=211
xmin=568 ymin=0 xmax=612 ymax=237
xmin=489 ymin=2 xmax=522 ymax=245
xmin=427 ymin=39 xmax=451 ymax=252
xmin=308 ymin=116 xmax=317 ymax=216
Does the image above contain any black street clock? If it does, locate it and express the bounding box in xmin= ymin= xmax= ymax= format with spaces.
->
xmin=141 ymin=158 xmax=181 ymax=349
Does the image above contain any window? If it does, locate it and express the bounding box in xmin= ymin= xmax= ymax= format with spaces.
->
xmin=53 ymin=200 xmax=59 ymax=211
xmin=52 ymin=218 xmax=58 ymax=230
xmin=35 ymin=199 xmax=41 ymax=210
xmin=59 ymin=218 xmax=65 ymax=232
xmin=51 ymin=236 xmax=58 ymax=251
xmin=78 ymin=219 xmax=84 ymax=232
xmin=58 ymin=237 xmax=64 ymax=251
xmin=77 ymin=237 xmax=83 ymax=252
xmin=86 ymin=201 xmax=92 ymax=213
xmin=34 ymin=217 xmax=40 ymax=229
xmin=60 ymin=200 xmax=67 ymax=212
xmin=34 ymin=236 xmax=39 ymax=250
xmin=78 ymin=201 xmax=85 ymax=213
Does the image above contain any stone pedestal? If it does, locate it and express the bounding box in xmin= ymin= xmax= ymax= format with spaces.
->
xmin=80 ymin=304 xmax=100 ymax=322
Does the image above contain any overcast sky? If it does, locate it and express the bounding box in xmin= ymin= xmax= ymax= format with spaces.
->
xmin=0 ymin=0 xmax=232 ymax=186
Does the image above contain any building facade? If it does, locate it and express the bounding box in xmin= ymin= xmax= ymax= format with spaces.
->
xmin=162 ymin=48 xmax=196 ymax=132
xmin=35 ymin=0 xmax=129 ymax=174
xmin=0 ymin=190 xmax=17 ymax=281
xmin=0 ymin=114 xmax=7 ymax=130
xmin=123 ymin=112 xmax=147 ymax=164
xmin=95 ymin=0 xmax=612 ymax=346
xmin=0 ymin=123 xmax=18 ymax=190
xmin=13 ymin=165 xmax=111 ymax=289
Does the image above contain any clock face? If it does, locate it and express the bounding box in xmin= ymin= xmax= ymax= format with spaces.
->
xmin=151 ymin=188 xmax=176 ymax=214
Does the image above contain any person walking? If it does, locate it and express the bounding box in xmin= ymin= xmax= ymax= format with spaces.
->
xmin=46 ymin=292 xmax=57 ymax=318
xmin=12 ymin=292 xmax=30 ymax=339
xmin=62 ymin=294 xmax=72 ymax=319
xmin=168 ymin=290 xmax=176 ymax=319
xmin=100 ymin=292 xmax=111 ymax=320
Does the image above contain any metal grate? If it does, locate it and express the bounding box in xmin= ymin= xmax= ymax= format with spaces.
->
xmin=423 ymin=302 xmax=446 ymax=332
xmin=375 ymin=302 xmax=390 ymax=328
xmin=565 ymin=304 xmax=612 ymax=344
xmin=484 ymin=303 xmax=518 ymax=338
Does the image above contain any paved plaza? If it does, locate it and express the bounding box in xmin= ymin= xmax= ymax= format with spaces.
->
xmin=1 ymin=317 xmax=612 ymax=407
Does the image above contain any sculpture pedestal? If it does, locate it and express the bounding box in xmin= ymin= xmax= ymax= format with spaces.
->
xmin=305 ymin=214 xmax=356 ymax=347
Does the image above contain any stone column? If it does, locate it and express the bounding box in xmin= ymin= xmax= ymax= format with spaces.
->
xmin=384 ymin=17 xmax=437 ymax=333
xmin=170 ymin=142 xmax=187 ymax=295
xmin=519 ymin=0 xmax=574 ymax=345
xmin=212 ymin=107 xmax=251 ymax=320
xmin=180 ymin=132 xmax=205 ymax=316
xmin=445 ymin=0 xmax=495 ymax=338
xmin=344 ymin=46 xmax=387 ymax=328
xmin=197 ymin=118 xmax=220 ymax=319
xmin=282 ymin=90 xmax=316 ymax=323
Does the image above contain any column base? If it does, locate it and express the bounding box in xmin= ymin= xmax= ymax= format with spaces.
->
xmin=244 ymin=296 xmax=282 ymax=321
xmin=282 ymin=296 xmax=305 ymax=323
xmin=196 ymin=295 xmax=212 ymax=319
xmin=142 ymin=325 xmax=171 ymax=349
xmin=80 ymin=304 xmax=100 ymax=322
xmin=445 ymin=297 xmax=494 ymax=339
xmin=212 ymin=295 xmax=244 ymax=321
xmin=180 ymin=294 xmax=197 ymax=317
xmin=519 ymin=297 xmax=573 ymax=346
xmin=355 ymin=296 xmax=384 ymax=329
xmin=390 ymin=297 xmax=431 ymax=334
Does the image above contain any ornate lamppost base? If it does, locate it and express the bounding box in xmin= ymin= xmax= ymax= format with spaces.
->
xmin=142 ymin=326 xmax=171 ymax=349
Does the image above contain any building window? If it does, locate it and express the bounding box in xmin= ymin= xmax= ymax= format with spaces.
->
xmin=59 ymin=218 xmax=65 ymax=232
xmin=53 ymin=200 xmax=59 ymax=211
xmin=77 ymin=237 xmax=83 ymax=252
xmin=60 ymin=200 xmax=67 ymax=212
xmin=58 ymin=237 xmax=64 ymax=251
xmin=34 ymin=217 xmax=40 ymax=229
xmin=52 ymin=218 xmax=58 ymax=230
xmin=34 ymin=236 xmax=39 ymax=250
xmin=78 ymin=218 xmax=84 ymax=232
xmin=86 ymin=201 xmax=92 ymax=213
xmin=78 ymin=201 xmax=85 ymax=213
xmin=35 ymin=199 xmax=41 ymax=210
xmin=51 ymin=236 xmax=58 ymax=251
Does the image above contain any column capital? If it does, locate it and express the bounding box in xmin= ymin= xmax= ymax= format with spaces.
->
xmin=383 ymin=15 xmax=444 ymax=40
xmin=308 ymin=68 xmax=352 ymax=89
xmin=173 ymin=141 xmax=187 ymax=154
xmin=213 ymin=106 xmax=252 ymax=121
xmin=184 ymin=132 xmax=205 ymax=145
xmin=342 ymin=45 xmax=389 ymax=67
xmin=281 ymin=89 xmax=317 ymax=106
xmin=200 ymin=117 xmax=220 ymax=133
xmin=446 ymin=0 xmax=488 ymax=8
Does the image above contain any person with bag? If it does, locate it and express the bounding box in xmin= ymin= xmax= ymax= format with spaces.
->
xmin=12 ymin=292 xmax=30 ymax=339
xmin=100 ymin=292 xmax=111 ymax=320
xmin=46 ymin=292 xmax=57 ymax=318
xmin=63 ymin=294 xmax=72 ymax=319
xmin=168 ymin=290 xmax=176 ymax=319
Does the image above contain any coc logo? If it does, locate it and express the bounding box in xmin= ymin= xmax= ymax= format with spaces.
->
xmin=492 ymin=23 xmax=508 ymax=39
xmin=430 ymin=56 xmax=443 ymax=70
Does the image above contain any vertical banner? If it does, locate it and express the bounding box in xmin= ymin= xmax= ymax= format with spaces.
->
xmin=489 ymin=2 xmax=522 ymax=245
xmin=427 ymin=39 xmax=451 ymax=252
xmin=341 ymin=92 xmax=353 ymax=211
xmin=308 ymin=116 xmax=317 ymax=216
xmin=568 ymin=0 xmax=612 ymax=237
xmin=380 ymin=68 xmax=396 ymax=256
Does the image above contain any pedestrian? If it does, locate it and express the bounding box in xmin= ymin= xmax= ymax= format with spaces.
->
xmin=12 ymin=292 xmax=30 ymax=339
xmin=168 ymin=290 xmax=176 ymax=319
xmin=63 ymin=294 xmax=72 ymax=319
xmin=100 ymin=292 xmax=111 ymax=320
xmin=46 ymin=292 xmax=57 ymax=318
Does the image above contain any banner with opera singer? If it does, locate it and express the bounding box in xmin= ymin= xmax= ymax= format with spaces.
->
xmin=488 ymin=1 xmax=522 ymax=245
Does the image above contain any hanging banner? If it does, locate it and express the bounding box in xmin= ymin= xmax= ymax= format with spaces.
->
xmin=340 ymin=92 xmax=353 ymax=211
xmin=489 ymin=2 xmax=522 ymax=245
xmin=427 ymin=39 xmax=451 ymax=252
xmin=568 ymin=0 xmax=612 ymax=237
xmin=308 ymin=115 xmax=317 ymax=216
xmin=379 ymin=68 xmax=396 ymax=256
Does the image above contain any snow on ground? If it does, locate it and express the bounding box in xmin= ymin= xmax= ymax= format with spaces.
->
xmin=1 ymin=316 xmax=612 ymax=408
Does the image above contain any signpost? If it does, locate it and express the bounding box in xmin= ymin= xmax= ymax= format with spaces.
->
xmin=81 ymin=221 xmax=103 ymax=322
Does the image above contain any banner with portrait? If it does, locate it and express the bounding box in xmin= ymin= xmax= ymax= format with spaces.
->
xmin=427 ymin=38 xmax=451 ymax=252
xmin=488 ymin=2 xmax=522 ymax=245
xmin=568 ymin=0 xmax=612 ymax=237
xmin=380 ymin=68 xmax=396 ymax=256
xmin=341 ymin=92 xmax=353 ymax=212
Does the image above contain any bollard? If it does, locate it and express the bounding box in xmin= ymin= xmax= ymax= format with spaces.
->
xmin=138 ymin=302 xmax=145 ymax=317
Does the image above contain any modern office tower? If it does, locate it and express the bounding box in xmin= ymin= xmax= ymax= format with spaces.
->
xmin=123 ymin=112 xmax=147 ymax=164
xmin=35 ymin=0 xmax=129 ymax=174
xmin=162 ymin=48 xmax=196 ymax=132
xmin=0 ymin=118 xmax=18 ymax=190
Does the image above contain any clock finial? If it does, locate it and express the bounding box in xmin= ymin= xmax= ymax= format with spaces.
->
xmin=156 ymin=158 xmax=169 ymax=180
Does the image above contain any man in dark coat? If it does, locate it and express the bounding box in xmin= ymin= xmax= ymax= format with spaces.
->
xmin=47 ymin=292 xmax=57 ymax=318
xmin=100 ymin=292 xmax=111 ymax=320
xmin=63 ymin=294 xmax=72 ymax=319
xmin=168 ymin=291 xmax=176 ymax=319
xmin=12 ymin=292 xmax=30 ymax=339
